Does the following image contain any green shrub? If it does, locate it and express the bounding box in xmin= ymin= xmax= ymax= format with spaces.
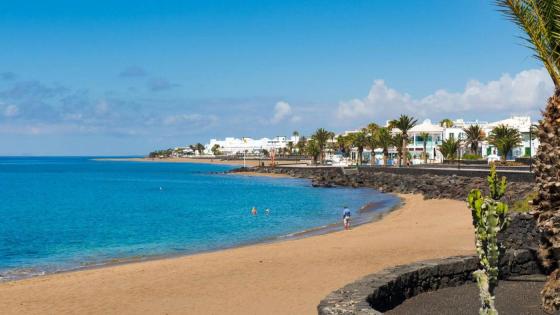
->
xmin=511 ymin=191 xmax=537 ymax=212
xmin=463 ymin=154 xmax=483 ymax=160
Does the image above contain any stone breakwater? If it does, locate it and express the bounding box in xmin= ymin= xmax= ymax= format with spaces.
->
xmin=231 ymin=166 xmax=534 ymax=206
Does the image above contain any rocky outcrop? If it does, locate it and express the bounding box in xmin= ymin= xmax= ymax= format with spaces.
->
xmin=231 ymin=166 xmax=534 ymax=206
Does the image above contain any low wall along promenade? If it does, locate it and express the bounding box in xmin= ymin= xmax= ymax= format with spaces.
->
xmin=232 ymin=165 xmax=534 ymax=205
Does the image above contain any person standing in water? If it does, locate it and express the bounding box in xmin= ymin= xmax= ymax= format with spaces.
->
xmin=342 ymin=206 xmax=351 ymax=230
xmin=251 ymin=206 xmax=257 ymax=216
xmin=265 ymin=208 xmax=270 ymax=216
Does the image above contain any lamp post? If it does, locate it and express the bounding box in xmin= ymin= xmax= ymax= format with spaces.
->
xmin=529 ymin=124 xmax=538 ymax=173
xmin=242 ymin=137 xmax=247 ymax=168
xmin=457 ymin=145 xmax=461 ymax=170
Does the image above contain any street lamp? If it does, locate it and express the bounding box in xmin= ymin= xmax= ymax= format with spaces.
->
xmin=529 ymin=124 xmax=538 ymax=172
xmin=457 ymin=145 xmax=461 ymax=170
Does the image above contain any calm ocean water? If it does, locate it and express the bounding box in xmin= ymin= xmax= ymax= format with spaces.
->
xmin=0 ymin=157 xmax=398 ymax=281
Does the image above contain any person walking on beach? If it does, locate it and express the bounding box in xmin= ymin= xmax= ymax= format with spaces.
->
xmin=251 ymin=206 xmax=257 ymax=216
xmin=342 ymin=206 xmax=351 ymax=230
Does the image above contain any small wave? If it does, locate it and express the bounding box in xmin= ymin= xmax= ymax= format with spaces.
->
xmin=0 ymin=268 xmax=47 ymax=282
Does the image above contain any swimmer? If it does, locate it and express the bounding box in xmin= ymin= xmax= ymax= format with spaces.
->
xmin=251 ymin=206 xmax=257 ymax=216
xmin=265 ymin=208 xmax=270 ymax=216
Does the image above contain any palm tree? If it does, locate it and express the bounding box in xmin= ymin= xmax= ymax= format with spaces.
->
xmin=362 ymin=123 xmax=380 ymax=165
xmin=195 ymin=143 xmax=205 ymax=155
xmin=419 ymin=132 xmax=430 ymax=164
xmin=364 ymin=122 xmax=380 ymax=136
xmin=375 ymin=127 xmax=392 ymax=166
xmin=296 ymin=136 xmax=307 ymax=154
xmin=292 ymin=130 xmax=299 ymax=137
xmin=439 ymin=118 xmax=454 ymax=128
xmin=286 ymin=141 xmax=294 ymax=155
xmin=392 ymin=133 xmax=404 ymax=167
xmin=498 ymin=4 xmax=560 ymax=308
xmin=305 ymin=139 xmax=321 ymax=164
xmin=464 ymin=124 xmax=485 ymax=155
xmin=389 ymin=115 xmax=418 ymax=166
xmin=350 ymin=131 xmax=368 ymax=166
xmin=439 ymin=138 xmax=461 ymax=160
xmin=211 ymin=144 xmax=221 ymax=156
xmin=311 ymin=128 xmax=335 ymax=164
xmin=488 ymin=124 xmax=521 ymax=162
xmin=336 ymin=134 xmax=351 ymax=156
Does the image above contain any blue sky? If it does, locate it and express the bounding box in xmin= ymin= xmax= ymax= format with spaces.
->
xmin=0 ymin=0 xmax=551 ymax=155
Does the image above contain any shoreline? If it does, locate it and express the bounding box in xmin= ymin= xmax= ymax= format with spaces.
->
xmin=0 ymin=189 xmax=400 ymax=283
xmin=0 ymin=194 xmax=474 ymax=315
xmin=94 ymin=157 xmax=295 ymax=168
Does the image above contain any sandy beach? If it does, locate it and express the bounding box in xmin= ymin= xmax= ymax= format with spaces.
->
xmin=97 ymin=157 xmax=306 ymax=168
xmin=0 ymin=194 xmax=474 ymax=315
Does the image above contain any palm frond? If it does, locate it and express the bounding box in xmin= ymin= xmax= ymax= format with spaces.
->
xmin=497 ymin=0 xmax=560 ymax=85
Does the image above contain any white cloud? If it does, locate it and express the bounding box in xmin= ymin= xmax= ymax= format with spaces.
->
xmin=3 ymin=104 xmax=19 ymax=117
xmin=337 ymin=68 xmax=554 ymax=122
xmin=271 ymin=101 xmax=294 ymax=124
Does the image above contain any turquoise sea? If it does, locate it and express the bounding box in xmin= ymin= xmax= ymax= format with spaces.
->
xmin=0 ymin=157 xmax=398 ymax=281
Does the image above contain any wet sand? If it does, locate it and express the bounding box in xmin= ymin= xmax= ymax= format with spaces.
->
xmin=0 ymin=194 xmax=474 ymax=315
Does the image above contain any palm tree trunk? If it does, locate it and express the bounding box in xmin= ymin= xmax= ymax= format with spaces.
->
xmin=534 ymin=90 xmax=560 ymax=313
xmin=402 ymin=136 xmax=408 ymax=166
xmin=358 ymin=149 xmax=363 ymax=166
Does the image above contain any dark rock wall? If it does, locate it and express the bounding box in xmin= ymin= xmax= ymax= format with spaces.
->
xmin=235 ymin=166 xmax=534 ymax=206
xmin=318 ymin=249 xmax=541 ymax=315
xmin=499 ymin=212 xmax=540 ymax=251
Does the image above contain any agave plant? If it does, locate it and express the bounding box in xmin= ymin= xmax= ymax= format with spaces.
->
xmin=389 ymin=115 xmax=417 ymax=166
xmin=487 ymin=124 xmax=521 ymax=162
xmin=464 ymin=124 xmax=486 ymax=155
xmin=498 ymin=1 xmax=560 ymax=311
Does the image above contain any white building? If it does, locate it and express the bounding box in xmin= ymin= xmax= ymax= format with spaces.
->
xmin=205 ymin=136 xmax=300 ymax=156
xmin=337 ymin=116 xmax=538 ymax=165
xmin=446 ymin=116 xmax=538 ymax=159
